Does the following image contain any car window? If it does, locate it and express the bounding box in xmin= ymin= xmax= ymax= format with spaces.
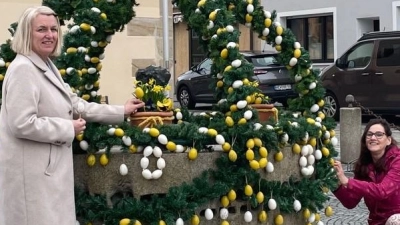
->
xmin=376 ymin=39 xmax=400 ymax=67
xmin=250 ymin=55 xmax=279 ymax=66
xmin=345 ymin=42 xmax=374 ymax=68
xmin=198 ymin=58 xmax=212 ymax=74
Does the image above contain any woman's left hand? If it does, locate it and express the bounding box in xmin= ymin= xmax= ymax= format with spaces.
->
xmin=124 ymin=98 xmax=145 ymax=115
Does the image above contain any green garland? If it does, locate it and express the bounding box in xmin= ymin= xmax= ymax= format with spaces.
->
xmin=0 ymin=0 xmax=340 ymax=224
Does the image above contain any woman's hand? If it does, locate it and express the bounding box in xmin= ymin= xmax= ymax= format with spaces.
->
xmin=73 ymin=118 xmax=86 ymax=135
xmin=124 ymin=98 xmax=145 ymax=115
xmin=333 ymin=160 xmax=349 ymax=187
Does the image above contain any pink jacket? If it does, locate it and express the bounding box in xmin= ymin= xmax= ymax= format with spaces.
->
xmin=334 ymin=145 xmax=400 ymax=225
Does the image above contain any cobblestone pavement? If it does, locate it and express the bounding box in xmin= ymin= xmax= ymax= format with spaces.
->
xmin=320 ymin=123 xmax=400 ymax=224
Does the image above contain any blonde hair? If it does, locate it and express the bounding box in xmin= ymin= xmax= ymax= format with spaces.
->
xmin=12 ymin=6 xmax=62 ymax=57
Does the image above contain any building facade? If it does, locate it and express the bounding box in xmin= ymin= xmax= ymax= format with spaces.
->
xmin=264 ymin=0 xmax=400 ymax=68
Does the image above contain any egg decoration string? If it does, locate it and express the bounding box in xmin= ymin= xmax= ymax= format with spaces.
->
xmin=77 ymin=100 xmax=85 ymax=119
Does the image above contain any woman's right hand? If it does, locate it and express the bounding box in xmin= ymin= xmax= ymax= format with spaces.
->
xmin=73 ymin=118 xmax=86 ymax=135
xmin=334 ymin=160 xmax=349 ymax=187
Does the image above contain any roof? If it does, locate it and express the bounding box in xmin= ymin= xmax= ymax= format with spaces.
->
xmin=358 ymin=31 xmax=400 ymax=41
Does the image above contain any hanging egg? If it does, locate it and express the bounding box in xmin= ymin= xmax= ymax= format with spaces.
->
xmin=136 ymin=146 xmax=144 ymax=152
xmin=107 ymin=128 xmax=116 ymax=136
xmin=140 ymin=157 xmax=149 ymax=169
xmin=294 ymin=42 xmax=301 ymax=49
xmin=244 ymin=110 xmax=253 ymax=120
xmin=299 ymin=156 xmax=307 ymax=167
xmin=66 ymin=67 xmax=75 ymax=75
xmin=264 ymin=10 xmax=271 ymax=18
xmin=99 ymin=53 xmax=105 ymax=59
xmin=289 ymin=57 xmax=298 ymax=67
xmin=79 ymin=140 xmax=89 ymax=150
xmin=87 ymin=67 xmax=97 ymax=74
xmin=308 ymin=213 xmax=316 ymax=223
xmin=246 ymin=4 xmax=254 ymax=13
xmin=119 ymin=163 xmax=128 ymax=176
xmin=317 ymin=221 xmax=325 ymax=225
xmin=293 ymin=199 xmax=302 ymax=212
xmin=275 ymin=36 xmax=282 ymax=45
xmin=206 ymin=20 xmax=214 ymax=30
xmin=158 ymin=134 xmax=168 ymax=145
xmin=331 ymin=137 xmax=339 ymax=146
xmin=307 ymin=165 xmax=315 ymax=175
xmin=268 ymin=198 xmax=277 ymax=210
xmin=195 ymin=8 xmax=201 ymax=13
xmin=122 ymin=136 xmax=132 ymax=146
xmin=69 ymin=25 xmax=80 ymax=33
xmin=176 ymin=218 xmax=184 ymax=225
xmin=310 ymin=104 xmax=319 ymax=113
xmin=244 ymin=211 xmax=253 ymax=222
xmin=152 ymin=169 xmax=163 ymax=179
xmin=91 ymin=7 xmax=101 ymax=13
xmin=314 ymin=149 xmax=322 ymax=160
xmin=308 ymin=155 xmax=315 ymax=165
xmin=301 ymin=167 xmax=310 ymax=176
xmin=227 ymin=42 xmax=236 ymax=48
xmin=262 ymin=28 xmax=270 ymax=36
xmin=324 ymin=131 xmax=331 ymax=139
xmin=142 ymin=128 xmax=150 ymax=133
xmin=205 ymin=208 xmax=214 ymax=220
xmin=175 ymin=111 xmax=183 ymax=120
xmin=266 ymin=125 xmax=274 ymax=130
xmin=236 ymin=100 xmax=247 ymax=109
xmin=91 ymin=41 xmax=98 ymax=47
xmin=157 ymin=158 xmax=166 ymax=169
xmin=175 ymin=145 xmax=185 ymax=153
xmin=301 ymin=146 xmax=309 ymax=156
xmin=106 ymin=35 xmax=113 ymax=42
xmin=307 ymin=144 xmax=314 ymax=154
xmin=142 ymin=169 xmax=152 ymax=179
xmin=215 ymin=134 xmax=225 ymax=145
xmin=295 ymin=74 xmax=302 ymax=82
xmin=253 ymin=123 xmax=262 ymax=130
xmin=226 ymin=25 xmax=234 ymax=32
xmin=309 ymin=82 xmax=317 ymax=89
xmin=231 ymin=59 xmax=242 ymax=68
xmin=143 ymin=146 xmax=154 ymax=157
xmin=220 ymin=208 xmax=229 ymax=220
xmin=198 ymin=127 xmax=208 ymax=134
xmin=266 ymin=161 xmax=274 ymax=173
xmin=281 ymin=133 xmax=289 ymax=143
xmin=153 ymin=146 xmax=163 ymax=157
xmin=90 ymin=26 xmax=96 ymax=34
xmin=232 ymin=80 xmax=243 ymax=88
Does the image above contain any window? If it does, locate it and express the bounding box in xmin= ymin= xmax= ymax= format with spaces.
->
xmin=287 ymin=15 xmax=333 ymax=62
xmin=377 ymin=40 xmax=400 ymax=67
xmin=189 ymin=30 xmax=207 ymax=67
xmin=340 ymin=42 xmax=373 ymax=68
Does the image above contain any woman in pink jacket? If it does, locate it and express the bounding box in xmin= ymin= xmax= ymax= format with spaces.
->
xmin=334 ymin=119 xmax=400 ymax=225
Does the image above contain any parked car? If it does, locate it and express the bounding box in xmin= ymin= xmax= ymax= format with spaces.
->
xmin=321 ymin=31 xmax=400 ymax=120
xmin=175 ymin=51 xmax=297 ymax=109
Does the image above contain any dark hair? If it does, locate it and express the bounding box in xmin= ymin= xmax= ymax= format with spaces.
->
xmin=354 ymin=119 xmax=397 ymax=180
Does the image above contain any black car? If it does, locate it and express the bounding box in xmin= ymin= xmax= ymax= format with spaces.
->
xmin=175 ymin=51 xmax=297 ymax=109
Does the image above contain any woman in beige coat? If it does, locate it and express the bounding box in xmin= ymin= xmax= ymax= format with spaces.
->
xmin=0 ymin=6 xmax=144 ymax=225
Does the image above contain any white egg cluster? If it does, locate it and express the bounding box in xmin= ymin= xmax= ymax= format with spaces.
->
xmin=140 ymin=146 xmax=166 ymax=180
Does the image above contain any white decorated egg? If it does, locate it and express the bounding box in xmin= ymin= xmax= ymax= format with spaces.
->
xmin=220 ymin=208 xmax=229 ymax=219
xmin=151 ymin=169 xmax=163 ymax=179
xmin=236 ymin=100 xmax=247 ymax=109
xmin=175 ymin=112 xmax=183 ymax=120
xmin=299 ymin=156 xmax=307 ymax=167
xmin=244 ymin=211 xmax=253 ymax=222
xmin=289 ymin=57 xmax=298 ymax=67
xmin=232 ymin=80 xmax=243 ymax=88
xmin=153 ymin=146 xmax=163 ymax=157
xmin=142 ymin=169 xmax=152 ymax=179
xmin=158 ymin=134 xmax=168 ymax=145
xmin=79 ymin=140 xmax=89 ymax=150
xmin=122 ymin=136 xmax=132 ymax=146
xmin=293 ymin=199 xmax=302 ymax=212
xmin=215 ymin=134 xmax=225 ymax=145
xmin=268 ymin=198 xmax=277 ymax=210
xmin=244 ymin=110 xmax=253 ymax=120
xmin=119 ymin=163 xmax=128 ymax=176
xmin=314 ymin=149 xmax=322 ymax=160
xmin=253 ymin=123 xmax=262 ymax=130
xmin=157 ymin=158 xmax=166 ymax=169
xmin=143 ymin=146 xmax=153 ymax=157
xmin=205 ymin=208 xmax=214 ymax=220
xmin=266 ymin=162 xmax=274 ymax=173
xmin=140 ymin=157 xmax=149 ymax=169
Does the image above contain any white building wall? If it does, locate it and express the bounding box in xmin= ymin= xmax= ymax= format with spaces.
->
xmin=262 ymin=0 xmax=399 ymax=62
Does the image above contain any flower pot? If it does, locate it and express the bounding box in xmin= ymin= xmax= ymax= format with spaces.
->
xmin=130 ymin=111 xmax=174 ymax=128
xmin=250 ymin=104 xmax=278 ymax=123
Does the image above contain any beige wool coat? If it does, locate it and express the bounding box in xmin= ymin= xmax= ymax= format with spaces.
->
xmin=0 ymin=52 xmax=125 ymax=225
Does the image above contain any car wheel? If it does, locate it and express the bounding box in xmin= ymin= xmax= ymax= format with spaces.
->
xmin=178 ymin=86 xmax=195 ymax=109
xmin=323 ymin=92 xmax=340 ymax=120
